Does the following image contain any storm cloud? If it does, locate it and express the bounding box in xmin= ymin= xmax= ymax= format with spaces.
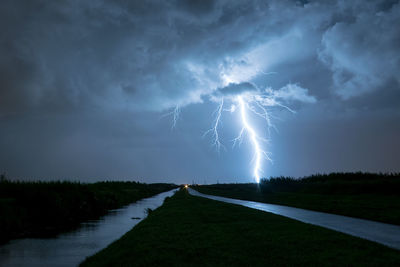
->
xmin=0 ymin=0 xmax=399 ymax=182
xmin=1 ymin=0 xmax=398 ymax=113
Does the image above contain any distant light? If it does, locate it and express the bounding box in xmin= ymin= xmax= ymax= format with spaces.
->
xmin=184 ymin=184 xmax=188 ymax=188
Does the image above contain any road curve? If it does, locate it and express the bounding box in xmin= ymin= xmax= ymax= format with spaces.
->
xmin=188 ymin=188 xmax=400 ymax=250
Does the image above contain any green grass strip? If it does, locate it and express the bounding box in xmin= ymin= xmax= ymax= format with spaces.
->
xmin=81 ymin=189 xmax=400 ymax=267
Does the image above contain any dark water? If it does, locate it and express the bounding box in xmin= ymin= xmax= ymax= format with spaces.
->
xmin=0 ymin=189 xmax=178 ymax=267
xmin=189 ymin=188 xmax=400 ymax=250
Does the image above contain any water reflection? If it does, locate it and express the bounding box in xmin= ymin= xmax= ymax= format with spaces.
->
xmin=0 ymin=189 xmax=178 ymax=267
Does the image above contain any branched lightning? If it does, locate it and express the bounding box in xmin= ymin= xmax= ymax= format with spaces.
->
xmin=236 ymin=95 xmax=270 ymax=183
xmin=163 ymin=83 xmax=294 ymax=183
xmin=172 ymin=105 xmax=181 ymax=128
xmin=161 ymin=105 xmax=181 ymax=129
xmin=203 ymin=99 xmax=224 ymax=152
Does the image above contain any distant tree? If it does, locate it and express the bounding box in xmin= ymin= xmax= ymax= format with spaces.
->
xmin=0 ymin=172 xmax=6 ymax=182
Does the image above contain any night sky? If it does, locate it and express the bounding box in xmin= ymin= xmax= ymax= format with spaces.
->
xmin=1 ymin=0 xmax=399 ymax=184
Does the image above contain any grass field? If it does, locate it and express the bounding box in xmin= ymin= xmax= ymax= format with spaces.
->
xmin=0 ymin=180 xmax=177 ymax=244
xmin=81 ymin=188 xmax=400 ymax=266
xmin=193 ymin=172 xmax=400 ymax=225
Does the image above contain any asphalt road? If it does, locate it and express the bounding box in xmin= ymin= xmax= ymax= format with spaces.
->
xmin=188 ymin=188 xmax=400 ymax=250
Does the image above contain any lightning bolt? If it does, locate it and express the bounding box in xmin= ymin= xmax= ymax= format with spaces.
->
xmin=201 ymin=92 xmax=278 ymax=183
xmin=172 ymin=105 xmax=180 ymax=129
xmin=203 ymin=99 xmax=224 ymax=152
xmin=236 ymin=95 xmax=267 ymax=183
xmin=161 ymin=105 xmax=181 ymax=129
xmin=163 ymin=83 xmax=294 ymax=183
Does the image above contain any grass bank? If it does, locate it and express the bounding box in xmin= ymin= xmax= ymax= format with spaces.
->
xmin=81 ymin=189 xmax=400 ymax=266
xmin=0 ymin=180 xmax=177 ymax=244
xmin=193 ymin=172 xmax=400 ymax=225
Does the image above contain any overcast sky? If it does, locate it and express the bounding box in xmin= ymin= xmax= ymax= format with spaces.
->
xmin=1 ymin=0 xmax=399 ymax=184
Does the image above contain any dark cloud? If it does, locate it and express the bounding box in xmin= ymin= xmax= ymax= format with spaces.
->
xmin=176 ymin=0 xmax=216 ymax=15
xmin=214 ymin=82 xmax=258 ymax=97
xmin=0 ymin=0 xmax=399 ymax=181
xmin=1 ymin=0 xmax=398 ymax=114
xmin=319 ymin=1 xmax=400 ymax=99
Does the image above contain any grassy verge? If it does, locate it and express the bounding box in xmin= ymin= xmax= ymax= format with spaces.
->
xmin=193 ymin=172 xmax=400 ymax=225
xmin=0 ymin=180 xmax=177 ymax=244
xmin=81 ymin=189 xmax=400 ymax=266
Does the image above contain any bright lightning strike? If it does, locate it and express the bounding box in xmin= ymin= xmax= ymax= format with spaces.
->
xmin=236 ymin=95 xmax=265 ymax=183
xmin=203 ymin=93 xmax=274 ymax=183
xmin=163 ymin=82 xmax=296 ymax=183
